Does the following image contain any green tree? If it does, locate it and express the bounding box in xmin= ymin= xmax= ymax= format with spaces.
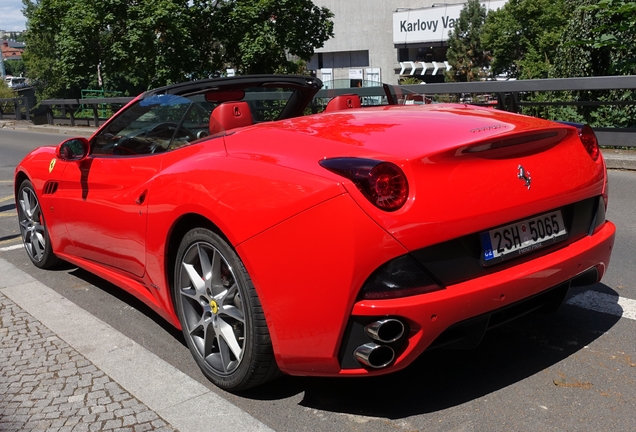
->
xmin=481 ymin=0 xmax=570 ymax=79
xmin=21 ymin=0 xmax=70 ymax=99
xmin=445 ymin=0 xmax=489 ymax=82
xmin=0 ymin=81 xmax=15 ymax=98
xmin=4 ymin=60 xmax=26 ymax=77
xmin=212 ymin=0 xmax=333 ymax=74
xmin=587 ymin=0 xmax=636 ymax=53
xmin=559 ymin=0 xmax=636 ymax=76
xmin=550 ymin=0 xmax=636 ymax=127
xmin=21 ymin=0 xmax=333 ymax=99
xmin=22 ymin=0 xmax=212 ymax=98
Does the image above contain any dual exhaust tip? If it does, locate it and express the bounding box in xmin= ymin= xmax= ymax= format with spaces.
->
xmin=353 ymin=318 xmax=405 ymax=369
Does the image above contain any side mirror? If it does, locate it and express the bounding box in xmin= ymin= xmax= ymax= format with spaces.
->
xmin=56 ymin=137 xmax=89 ymax=161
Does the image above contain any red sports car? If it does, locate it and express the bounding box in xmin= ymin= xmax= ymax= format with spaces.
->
xmin=15 ymin=75 xmax=615 ymax=391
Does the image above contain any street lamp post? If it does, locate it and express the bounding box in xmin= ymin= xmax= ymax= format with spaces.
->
xmin=0 ymin=53 xmax=6 ymax=78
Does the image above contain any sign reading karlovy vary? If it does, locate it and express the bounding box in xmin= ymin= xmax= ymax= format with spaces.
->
xmin=393 ymin=1 xmax=507 ymax=45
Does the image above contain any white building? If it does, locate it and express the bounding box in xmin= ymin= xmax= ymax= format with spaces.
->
xmin=309 ymin=1 xmax=507 ymax=86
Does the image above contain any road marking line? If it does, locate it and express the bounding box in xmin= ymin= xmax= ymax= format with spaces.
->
xmin=566 ymin=291 xmax=636 ymax=321
xmin=0 ymin=195 xmax=14 ymax=203
xmin=0 ymin=212 xmax=17 ymax=218
xmin=0 ymin=180 xmax=13 ymax=183
xmin=0 ymin=244 xmax=22 ymax=252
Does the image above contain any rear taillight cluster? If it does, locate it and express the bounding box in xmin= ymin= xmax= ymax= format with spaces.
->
xmin=579 ymin=124 xmax=600 ymax=162
xmin=576 ymin=124 xmax=608 ymax=209
xmin=319 ymin=158 xmax=409 ymax=211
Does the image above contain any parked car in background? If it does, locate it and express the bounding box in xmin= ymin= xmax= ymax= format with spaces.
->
xmin=5 ymin=76 xmax=28 ymax=89
xmin=14 ymin=75 xmax=615 ymax=391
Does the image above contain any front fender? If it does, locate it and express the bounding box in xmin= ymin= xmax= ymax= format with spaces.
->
xmin=14 ymin=146 xmax=71 ymax=253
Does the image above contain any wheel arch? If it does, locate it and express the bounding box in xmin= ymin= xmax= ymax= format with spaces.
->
xmin=166 ymin=214 xmax=281 ymax=389
xmin=14 ymin=170 xmax=29 ymax=197
xmin=165 ymin=212 xmax=234 ymax=307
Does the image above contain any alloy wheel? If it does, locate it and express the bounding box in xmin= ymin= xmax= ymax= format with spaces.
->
xmin=178 ymin=241 xmax=246 ymax=375
xmin=18 ymin=185 xmax=47 ymax=263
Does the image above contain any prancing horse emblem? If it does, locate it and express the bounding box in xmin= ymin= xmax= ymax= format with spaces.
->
xmin=517 ymin=165 xmax=531 ymax=190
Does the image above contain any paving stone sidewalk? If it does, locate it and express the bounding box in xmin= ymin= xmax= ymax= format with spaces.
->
xmin=0 ymin=291 xmax=178 ymax=432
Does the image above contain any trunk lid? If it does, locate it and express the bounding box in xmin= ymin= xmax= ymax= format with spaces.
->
xmin=225 ymin=105 xmax=605 ymax=251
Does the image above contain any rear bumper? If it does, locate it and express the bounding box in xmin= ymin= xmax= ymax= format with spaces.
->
xmin=335 ymin=219 xmax=615 ymax=376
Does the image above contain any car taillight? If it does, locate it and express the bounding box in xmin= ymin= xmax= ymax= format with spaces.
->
xmin=576 ymin=124 xmax=607 ymax=208
xmin=579 ymin=124 xmax=600 ymax=161
xmin=319 ymin=158 xmax=409 ymax=211
xmin=602 ymin=176 xmax=609 ymax=211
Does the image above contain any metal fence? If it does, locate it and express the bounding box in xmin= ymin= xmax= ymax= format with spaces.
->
xmin=0 ymin=97 xmax=30 ymax=121
xmin=320 ymin=75 xmax=636 ymax=148
xmin=36 ymin=75 xmax=636 ymax=148
xmin=39 ymin=97 xmax=134 ymax=127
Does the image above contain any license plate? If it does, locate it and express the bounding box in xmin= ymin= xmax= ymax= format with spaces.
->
xmin=480 ymin=210 xmax=567 ymax=266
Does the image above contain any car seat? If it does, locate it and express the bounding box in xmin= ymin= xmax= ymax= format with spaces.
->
xmin=210 ymin=101 xmax=253 ymax=134
xmin=324 ymin=94 xmax=362 ymax=112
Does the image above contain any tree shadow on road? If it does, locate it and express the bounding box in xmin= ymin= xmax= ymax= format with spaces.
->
xmin=66 ymin=266 xmax=186 ymax=345
xmin=24 ymin=252 xmax=620 ymax=419
xmin=239 ymin=283 xmax=621 ymax=419
xmin=0 ymin=203 xmax=16 ymax=212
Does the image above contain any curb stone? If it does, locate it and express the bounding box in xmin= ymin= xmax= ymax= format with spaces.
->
xmin=0 ymin=290 xmax=177 ymax=432
xmin=0 ymin=257 xmax=274 ymax=432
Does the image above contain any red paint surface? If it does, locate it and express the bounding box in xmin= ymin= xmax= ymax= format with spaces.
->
xmin=15 ymin=101 xmax=615 ymax=376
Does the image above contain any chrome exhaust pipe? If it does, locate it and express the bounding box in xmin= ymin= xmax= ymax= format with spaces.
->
xmin=364 ymin=318 xmax=405 ymax=343
xmin=354 ymin=343 xmax=395 ymax=368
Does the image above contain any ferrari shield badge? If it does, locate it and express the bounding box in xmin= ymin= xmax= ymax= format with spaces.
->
xmin=49 ymin=158 xmax=56 ymax=173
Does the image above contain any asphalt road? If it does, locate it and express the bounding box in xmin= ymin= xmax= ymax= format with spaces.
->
xmin=1 ymin=129 xmax=635 ymax=431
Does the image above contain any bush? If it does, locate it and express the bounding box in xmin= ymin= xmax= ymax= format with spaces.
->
xmin=0 ymin=81 xmax=16 ymax=99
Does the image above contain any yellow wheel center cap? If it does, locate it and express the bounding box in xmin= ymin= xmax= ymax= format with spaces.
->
xmin=210 ymin=299 xmax=219 ymax=314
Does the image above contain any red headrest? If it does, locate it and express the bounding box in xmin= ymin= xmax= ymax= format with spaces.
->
xmin=210 ymin=101 xmax=253 ymax=133
xmin=325 ymin=94 xmax=362 ymax=112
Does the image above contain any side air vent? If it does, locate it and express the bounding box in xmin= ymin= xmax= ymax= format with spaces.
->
xmin=43 ymin=181 xmax=59 ymax=195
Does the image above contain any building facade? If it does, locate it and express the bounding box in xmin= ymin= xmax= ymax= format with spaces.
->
xmin=309 ymin=0 xmax=506 ymax=86
xmin=1 ymin=40 xmax=25 ymax=78
xmin=1 ymin=40 xmax=24 ymax=60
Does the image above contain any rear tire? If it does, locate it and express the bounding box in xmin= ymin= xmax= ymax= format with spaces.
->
xmin=173 ymin=228 xmax=279 ymax=391
xmin=17 ymin=180 xmax=59 ymax=269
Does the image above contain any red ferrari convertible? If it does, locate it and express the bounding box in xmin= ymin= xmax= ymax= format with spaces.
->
xmin=15 ymin=75 xmax=615 ymax=391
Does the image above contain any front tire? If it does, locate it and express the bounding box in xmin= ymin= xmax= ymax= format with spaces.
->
xmin=173 ymin=228 xmax=279 ymax=391
xmin=17 ymin=180 xmax=59 ymax=269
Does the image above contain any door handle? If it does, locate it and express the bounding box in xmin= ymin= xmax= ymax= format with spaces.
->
xmin=136 ymin=190 xmax=148 ymax=205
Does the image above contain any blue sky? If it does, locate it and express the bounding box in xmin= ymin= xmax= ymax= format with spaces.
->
xmin=0 ymin=0 xmax=27 ymax=32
